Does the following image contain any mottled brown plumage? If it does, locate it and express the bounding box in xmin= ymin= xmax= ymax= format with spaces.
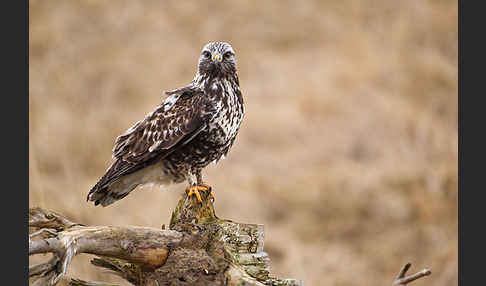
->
xmin=87 ymin=42 xmax=244 ymax=206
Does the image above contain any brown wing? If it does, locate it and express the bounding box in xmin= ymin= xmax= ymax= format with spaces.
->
xmin=87 ymin=87 xmax=214 ymax=200
xmin=113 ymin=93 xmax=206 ymax=163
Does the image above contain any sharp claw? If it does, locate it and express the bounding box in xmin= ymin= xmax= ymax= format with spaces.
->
xmin=186 ymin=186 xmax=203 ymax=202
xmin=200 ymin=183 xmax=212 ymax=192
xmin=186 ymin=183 xmax=214 ymax=203
xmin=194 ymin=191 xmax=203 ymax=203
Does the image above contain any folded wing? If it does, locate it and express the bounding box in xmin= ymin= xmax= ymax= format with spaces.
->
xmin=87 ymin=87 xmax=214 ymax=202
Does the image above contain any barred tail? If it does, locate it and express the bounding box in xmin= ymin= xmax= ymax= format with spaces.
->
xmin=87 ymin=183 xmax=139 ymax=207
xmin=87 ymin=158 xmax=171 ymax=207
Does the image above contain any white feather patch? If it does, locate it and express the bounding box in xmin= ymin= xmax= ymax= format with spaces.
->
xmin=163 ymin=94 xmax=180 ymax=112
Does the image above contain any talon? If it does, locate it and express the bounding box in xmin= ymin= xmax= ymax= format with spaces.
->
xmin=208 ymin=188 xmax=215 ymax=202
xmin=186 ymin=186 xmax=203 ymax=202
xmin=185 ymin=184 xmax=213 ymax=203
xmin=200 ymin=183 xmax=212 ymax=192
xmin=200 ymin=183 xmax=214 ymax=201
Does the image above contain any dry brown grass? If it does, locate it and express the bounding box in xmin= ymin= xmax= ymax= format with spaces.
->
xmin=29 ymin=1 xmax=457 ymax=285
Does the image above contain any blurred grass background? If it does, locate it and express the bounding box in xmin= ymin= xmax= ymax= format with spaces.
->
xmin=29 ymin=0 xmax=457 ymax=285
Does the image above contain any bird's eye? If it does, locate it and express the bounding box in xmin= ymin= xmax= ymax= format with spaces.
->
xmin=202 ymin=51 xmax=211 ymax=59
xmin=223 ymin=51 xmax=234 ymax=60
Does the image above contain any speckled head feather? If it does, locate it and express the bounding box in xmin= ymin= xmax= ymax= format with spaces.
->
xmin=197 ymin=42 xmax=237 ymax=78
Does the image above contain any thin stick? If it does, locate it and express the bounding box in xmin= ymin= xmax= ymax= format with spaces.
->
xmin=392 ymin=263 xmax=431 ymax=286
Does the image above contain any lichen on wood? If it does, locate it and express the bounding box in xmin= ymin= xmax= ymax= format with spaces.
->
xmin=166 ymin=190 xmax=303 ymax=286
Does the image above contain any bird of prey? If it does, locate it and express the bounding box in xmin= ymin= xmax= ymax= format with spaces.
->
xmin=87 ymin=42 xmax=245 ymax=206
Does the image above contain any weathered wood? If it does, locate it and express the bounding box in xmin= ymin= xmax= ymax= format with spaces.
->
xmin=28 ymin=190 xmax=303 ymax=286
xmin=29 ymin=190 xmax=430 ymax=286
xmin=29 ymin=224 xmax=183 ymax=285
xmin=68 ymin=278 xmax=118 ymax=286
xmin=166 ymin=190 xmax=303 ymax=286
xmin=29 ymin=207 xmax=83 ymax=231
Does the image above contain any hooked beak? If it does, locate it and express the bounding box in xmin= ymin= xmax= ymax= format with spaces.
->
xmin=212 ymin=53 xmax=222 ymax=63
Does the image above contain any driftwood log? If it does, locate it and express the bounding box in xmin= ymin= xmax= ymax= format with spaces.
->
xmin=29 ymin=190 xmax=431 ymax=285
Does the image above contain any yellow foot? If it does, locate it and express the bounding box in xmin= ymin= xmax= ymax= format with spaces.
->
xmin=201 ymin=183 xmax=215 ymax=202
xmin=186 ymin=184 xmax=213 ymax=203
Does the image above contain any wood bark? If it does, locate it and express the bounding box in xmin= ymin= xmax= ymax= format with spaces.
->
xmin=29 ymin=190 xmax=430 ymax=286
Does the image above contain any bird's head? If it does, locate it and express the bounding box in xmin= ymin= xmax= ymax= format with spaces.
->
xmin=197 ymin=42 xmax=237 ymax=78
